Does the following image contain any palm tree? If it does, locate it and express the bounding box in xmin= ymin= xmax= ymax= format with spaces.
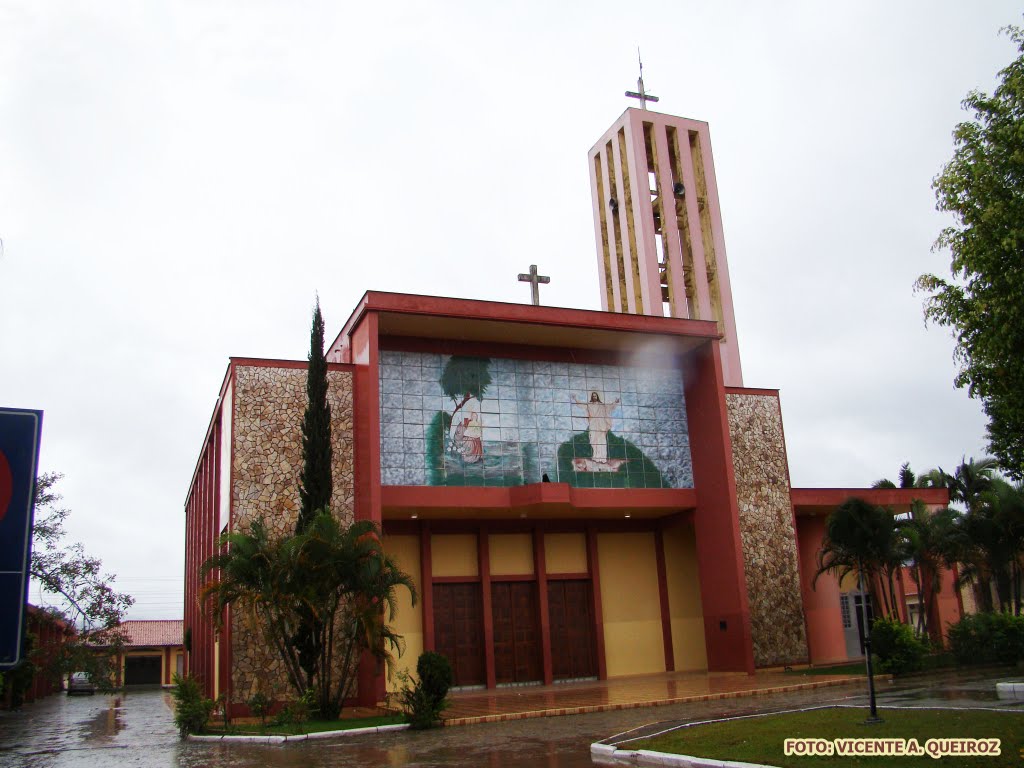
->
xmin=897 ymin=501 xmax=957 ymax=638
xmin=814 ymin=496 xmax=899 ymax=722
xmin=935 ymin=456 xmax=999 ymax=511
xmin=200 ymin=518 xmax=309 ymax=695
xmin=297 ymin=512 xmax=418 ymax=717
xmin=814 ymin=497 xmax=902 ymax=618
xmin=872 ymin=462 xmax=919 ymax=490
xmin=948 ymin=478 xmax=1024 ymax=614
xmin=988 ymin=479 xmax=1024 ymax=614
xmin=201 ymin=511 xmax=417 ymax=719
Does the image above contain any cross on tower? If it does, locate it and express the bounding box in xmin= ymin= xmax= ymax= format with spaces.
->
xmin=625 ymin=52 xmax=659 ymax=110
xmin=518 ymin=264 xmax=550 ymax=306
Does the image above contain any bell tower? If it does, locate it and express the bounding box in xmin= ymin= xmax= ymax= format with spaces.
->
xmin=589 ymin=105 xmax=743 ymax=386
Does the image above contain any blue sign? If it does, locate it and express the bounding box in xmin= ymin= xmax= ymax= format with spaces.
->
xmin=0 ymin=408 xmax=43 ymax=668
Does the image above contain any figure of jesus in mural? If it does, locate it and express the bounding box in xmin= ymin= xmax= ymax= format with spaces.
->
xmin=449 ymin=393 xmax=483 ymax=463
xmin=571 ymin=391 xmax=620 ymax=464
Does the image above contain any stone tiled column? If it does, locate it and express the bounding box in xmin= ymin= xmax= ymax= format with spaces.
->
xmin=726 ymin=392 xmax=808 ymax=666
xmin=228 ymin=364 xmax=355 ymax=704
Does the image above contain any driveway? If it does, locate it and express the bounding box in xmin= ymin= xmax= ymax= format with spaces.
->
xmin=0 ymin=670 xmax=1019 ymax=767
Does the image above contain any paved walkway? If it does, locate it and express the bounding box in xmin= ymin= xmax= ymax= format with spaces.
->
xmin=442 ymin=669 xmax=862 ymax=725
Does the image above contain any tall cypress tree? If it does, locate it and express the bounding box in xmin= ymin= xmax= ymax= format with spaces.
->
xmin=297 ymin=297 xmax=333 ymax=534
xmin=294 ymin=298 xmax=334 ymax=691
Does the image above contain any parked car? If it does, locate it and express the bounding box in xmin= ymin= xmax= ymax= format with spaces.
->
xmin=67 ymin=672 xmax=96 ymax=695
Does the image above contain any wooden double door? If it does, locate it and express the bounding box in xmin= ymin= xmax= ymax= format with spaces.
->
xmin=492 ymin=581 xmax=542 ymax=684
xmin=433 ymin=582 xmax=486 ymax=687
xmin=548 ymin=579 xmax=597 ymax=680
xmin=433 ymin=578 xmax=597 ymax=687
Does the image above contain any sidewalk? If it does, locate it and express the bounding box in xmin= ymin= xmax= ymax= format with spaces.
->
xmin=442 ymin=669 xmax=863 ymax=726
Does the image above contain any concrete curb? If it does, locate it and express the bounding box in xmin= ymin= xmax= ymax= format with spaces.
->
xmin=995 ymin=682 xmax=1024 ymax=700
xmin=187 ymin=722 xmax=410 ymax=744
xmin=590 ymin=742 xmax=776 ymax=768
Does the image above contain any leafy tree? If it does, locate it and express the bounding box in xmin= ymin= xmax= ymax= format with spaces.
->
xmin=439 ymin=356 xmax=492 ymax=404
xmin=916 ymin=26 xmax=1024 ymax=479
xmin=201 ymin=511 xmax=416 ymax=720
xmin=27 ymin=473 xmax=133 ymax=689
xmin=294 ymin=298 xmax=333 ymax=690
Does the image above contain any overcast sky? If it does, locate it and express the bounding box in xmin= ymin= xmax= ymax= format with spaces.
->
xmin=1 ymin=1 xmax=1014 ymax=619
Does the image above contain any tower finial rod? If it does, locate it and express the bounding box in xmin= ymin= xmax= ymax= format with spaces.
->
xmin=625 ymin=49 xmax=659 ymax=110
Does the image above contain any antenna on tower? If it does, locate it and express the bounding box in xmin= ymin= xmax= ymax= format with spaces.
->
xmin=625 ymin=49 xmax=659 ymax=110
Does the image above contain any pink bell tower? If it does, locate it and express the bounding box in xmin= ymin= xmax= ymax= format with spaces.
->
xmin=588 ymin=94 xmax=743 ymax=386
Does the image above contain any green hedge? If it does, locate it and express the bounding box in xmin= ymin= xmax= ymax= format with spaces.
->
xmin=947 ymin=612 xmax=1024 ymax=666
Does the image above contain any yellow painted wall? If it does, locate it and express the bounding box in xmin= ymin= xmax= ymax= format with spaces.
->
xmin=431 ymin=534 xmax=478 ymax=577
xmin=662 ymin=520 xmax=708 ymax=670
xmin=597 ymin=532 xmax=665 ymax=676
xmin=213 ymin=639 xmax=220 ymax=699
xmin=545 ymin=533 xmax=587 ymax=574
xmin=839 ymin=571 xmax=861 ymax=592
xmin=383 ymin=535 xmax=423 ymax=691
xmin=489 ymin=534 xmax=533 ymax=576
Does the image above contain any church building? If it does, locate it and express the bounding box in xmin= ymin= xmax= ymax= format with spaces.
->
xmin=183 ymin=94 xmax=958 ymax=714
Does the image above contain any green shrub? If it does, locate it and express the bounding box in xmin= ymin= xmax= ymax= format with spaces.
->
xmin=398 ymin=651 xmax=453 ymax=730
xmin=248 ymin=690 xmax=271 ymax=729
xmin=948 ymin=612 xmax=1024 ymax=666
xmin=273 ymin=688 xmax=316 ymax=733
xmin=869 ymin=617 xmax=928 ymax=675
xmin=417 ymin=651 xmax=453 ymax=704
xmin=171 ymin=673 xmax=215 ymax=738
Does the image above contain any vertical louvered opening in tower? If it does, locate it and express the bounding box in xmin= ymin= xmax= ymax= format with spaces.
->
xmin=605 ymin=139 xmax=629 ymax=313
xmin=642 ymin=122 xmax=672 ymax=318
xmin=665 ymin=125 xmax=699 ymax=320
xmin=689 ymin=130 xmax=724 ymax=331
xmin=616 ymin=128 xmax=642 ymax=313
xmin=593 ymin=152 xmax=615 ymax=312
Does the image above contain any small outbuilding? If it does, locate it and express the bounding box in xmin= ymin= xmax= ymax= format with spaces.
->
xmin=114 ymin=620 xmax=184 ymax=687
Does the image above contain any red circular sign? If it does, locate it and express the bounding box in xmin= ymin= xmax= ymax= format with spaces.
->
xmin=0 ymin=450 xmax=12 ymax=523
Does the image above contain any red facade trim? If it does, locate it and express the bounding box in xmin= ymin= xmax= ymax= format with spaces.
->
xmin=478 ymin=528 xmax=496 ymax=689
xmin=586 ymin=526 xmax=607 ymax=680
xmin=684 ymin=342 xmax=755 ymax=674
xmin=420 ymin=523 xmax=434 ymax=652
xmin=381 ymin=484 xmax=696 ymax=513
xmin=545 ymin=571 xmax=590 ymax=581
xmin=380 ymin=335 xmax=660 ymax=367
xmin=534 ymin=529 xmax=553 ymax=685
xmin=791 ymin=487 xmax=949 ymax=511
xmin=654 ymin=528 xmax=675 ymax=672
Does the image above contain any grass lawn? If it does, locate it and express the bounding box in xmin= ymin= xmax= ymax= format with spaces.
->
xmin=207 ymin=713 xmax=405 ymax=736
xmin=633 ymin=708 xmax=1023 ymax=768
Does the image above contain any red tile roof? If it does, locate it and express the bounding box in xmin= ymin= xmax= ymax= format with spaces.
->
xmin=120 ymin=620 xmax=183 ymax=647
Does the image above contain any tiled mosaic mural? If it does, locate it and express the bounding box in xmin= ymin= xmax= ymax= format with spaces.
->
xmin=379 ymin=352 xmax=693 ymax=488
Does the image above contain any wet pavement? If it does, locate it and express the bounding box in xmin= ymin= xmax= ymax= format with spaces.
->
xmin=1 ymin=670 xmax=1021 ymax=767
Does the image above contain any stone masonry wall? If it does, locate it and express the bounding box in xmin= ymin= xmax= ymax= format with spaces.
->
xmin=228 ymin=364 xmax=354 ymax=704
xmin=726 ymin=393 xmax=808 ymax=667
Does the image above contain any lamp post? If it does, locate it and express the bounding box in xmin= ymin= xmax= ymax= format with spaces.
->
xmin=859 ymin=565 xmax=883 ymax=725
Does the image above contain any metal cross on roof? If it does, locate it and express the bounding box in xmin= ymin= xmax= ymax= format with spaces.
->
xmin=518 ymin=264 xmax=550 ymax=306
xmin=625 ymin=52 xmax=659 ymax=110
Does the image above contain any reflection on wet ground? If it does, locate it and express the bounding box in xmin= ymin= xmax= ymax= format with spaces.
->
xmin=0 ymin=670 xmax=1020 ymax=768
xmin=443 ymin=669 xmax=860 ymax=724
